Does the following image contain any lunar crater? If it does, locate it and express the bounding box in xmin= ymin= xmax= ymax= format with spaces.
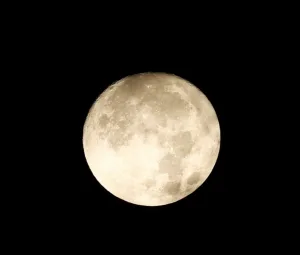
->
xmin=186 ymin=172 xmax=201 ymax=185
xmin=163 ymin=181 xmax=181 ymax=196
xmin=158 ymin=153 xmax=183 ymax=183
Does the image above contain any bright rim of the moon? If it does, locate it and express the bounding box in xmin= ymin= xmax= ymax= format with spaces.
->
xmin=83 ymin=72 xmax=221 ymax=206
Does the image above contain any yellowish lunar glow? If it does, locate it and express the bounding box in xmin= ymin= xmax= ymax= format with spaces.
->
xmin=83 ymin=73 xmax=220 ymax=206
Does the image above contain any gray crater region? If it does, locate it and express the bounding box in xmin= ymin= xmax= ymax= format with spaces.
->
xmin=83 ymin=72 xmax=221 ymax=206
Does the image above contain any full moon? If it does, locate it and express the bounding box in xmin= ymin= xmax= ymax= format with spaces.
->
xmin=83 ymin=73 xmax=221 ymax=206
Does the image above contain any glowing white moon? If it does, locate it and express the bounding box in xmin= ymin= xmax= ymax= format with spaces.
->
xmin=83 ymin=72 xmax=220 ymax=206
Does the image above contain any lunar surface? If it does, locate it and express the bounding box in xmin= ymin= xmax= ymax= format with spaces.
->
xmin=83 ymin=72 xmax=221 ymax=206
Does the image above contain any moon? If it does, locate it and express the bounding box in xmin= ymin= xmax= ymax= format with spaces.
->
xmin=83 ymin=72 xmax=221 ymax=206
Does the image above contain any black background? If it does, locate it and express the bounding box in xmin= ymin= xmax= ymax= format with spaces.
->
xmin=12 ymin=4 xmax=293 ymax=248
xmin=7 ymin=4 xmax=284 ymax=248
